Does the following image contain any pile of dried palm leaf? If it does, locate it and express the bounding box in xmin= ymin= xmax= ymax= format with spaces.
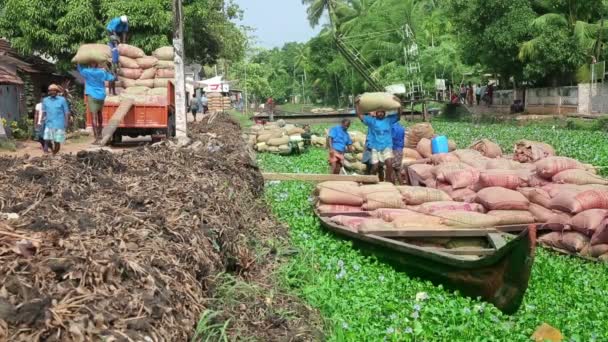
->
xmin=0 ymin=114 xmax=317 ymax=341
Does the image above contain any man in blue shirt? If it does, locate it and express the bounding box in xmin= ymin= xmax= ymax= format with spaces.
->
xmin=106 ymin=15 xmax=129 ymax=43
xmin=356 ymin=97 xmax=402 ymax=183
xmin=77 ymin=63 xmax=116 ymax=143
xmin=391 ymin=121 xmax=405 ymax=184
xmin=328 ymin=119 xmax=353 ymax=174
xmin=42 ymin=84 xmax=70 ymax=155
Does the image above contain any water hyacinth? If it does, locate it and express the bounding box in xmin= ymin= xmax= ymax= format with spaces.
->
xmin=258 ymin=130 xmax=608 ymax=341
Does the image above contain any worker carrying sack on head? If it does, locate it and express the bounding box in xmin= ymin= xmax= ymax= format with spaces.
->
xmin=106 ymin=15 xmax=129 ymax=43
xmin=356 ymin=94 xmax=402 ymax=184
xmin=77 ymin=62 xmax=116 ymax=144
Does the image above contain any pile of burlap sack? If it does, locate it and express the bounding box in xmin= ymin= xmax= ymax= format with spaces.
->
xmin=247 ymin=120 xmax=305 ymax=153
xmin=314 ymin=136 xmax=608 ymax=261
xmin=72 ymin=43 xmax=174 ymax=104
xmin=208 ymin=93 xmax=232 ymax=112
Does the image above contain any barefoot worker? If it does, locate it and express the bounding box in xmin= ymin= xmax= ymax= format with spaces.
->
xmin=356 ymin=98 xmax=402 ymax=183
xmin=328 ymin=119 xmax=353 ymax=174
xmin=77 ymin=63 xmax=116 ymax=144
xmin=42 ymin=85 xmax=70 ymax=155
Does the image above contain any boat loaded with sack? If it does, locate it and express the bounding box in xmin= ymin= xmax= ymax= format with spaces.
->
xmin=313 ymin=180 xmax=537 ymax=314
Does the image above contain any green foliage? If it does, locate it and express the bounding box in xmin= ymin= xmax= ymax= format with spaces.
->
xmin=259 ymin=120 xmax=608 ymax=340
xmin=6 ymin=118 xmax=33 ymax=140
xmin=0 ymin=0 xmax=244 ymax=68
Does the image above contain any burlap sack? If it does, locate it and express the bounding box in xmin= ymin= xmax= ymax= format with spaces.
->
xmin=156 ymin=60 xmax=175 ymax=69
xmin=118 ymin=68 xmax=143 ymax=80
xmin=136 ymin=56 xmax=159 ymax=69
xmin=156 ymin=69 xmax=175 ymax=78
xmin=147 ymin=87 xmax=168 ymax=96
xmin=405 ymin=123 xmax=434 ymax=148
xmin=118 ymin=44 xmax=145 ymax=59
xmin=357 ymin=92 xmax=400 ymax=112
xmin=119 ymin=56 xmax=140 ymax=69
xmin=470 ymin=139 xmax=503 ymax=158
xmin=153 ymin=46 xmax=174 ymax=60
xmin=154 ymin=78 xmax=173 ymax=88
xmin=476 ymin=187 xmax=529 ymax=211
xmin=72 ymin=44 xmax=111 ymax=64
xmin=140 ymin=68 xmax=157 ymax=80
xmin=134 ymin=79 xmax=155 ymax=88
xmin=535 ymin=157 xmax=585 ymax=179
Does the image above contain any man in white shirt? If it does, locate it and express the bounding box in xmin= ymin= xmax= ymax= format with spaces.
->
xmin=33 ymin=96 xmax=47 ymax=152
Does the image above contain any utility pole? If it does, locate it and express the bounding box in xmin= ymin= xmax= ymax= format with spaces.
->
xmin=173 ymin=0 xmax=187 ymax=141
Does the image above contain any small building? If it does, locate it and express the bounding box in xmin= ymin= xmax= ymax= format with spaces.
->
xmin=0 ymin=39 xmax=70 ymax=124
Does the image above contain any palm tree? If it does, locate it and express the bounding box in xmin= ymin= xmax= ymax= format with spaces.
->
xmin=302 ymin=0 xmax=353 ymax=30
xmin=519 ymin=1 xmax=608 ymax=62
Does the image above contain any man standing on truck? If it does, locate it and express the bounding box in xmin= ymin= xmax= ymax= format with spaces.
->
xmin=77 ymin=63 xmax=116 ymax=144
xmin=106 ymin=15 xmax=129 ymax=43
xmin=328 ymin=119 xmax=353 ymax=174
xmin=42 ymin=85 xmax=70 ymax=155
xmin=108 ymin=35 xmax=120 ymax=96
xmin=356 ymin=98 xmax=402 ymax=183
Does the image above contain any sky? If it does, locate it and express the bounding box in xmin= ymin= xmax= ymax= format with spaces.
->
xmin=235 ymin=0 xmax=325 ymax=48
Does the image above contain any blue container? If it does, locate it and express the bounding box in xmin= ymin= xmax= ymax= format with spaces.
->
xmin=431 ymin=135 xmax=449 ymax=154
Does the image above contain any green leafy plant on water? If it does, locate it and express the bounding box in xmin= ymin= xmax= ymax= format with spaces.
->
xmin=258 ymin=121 xmax=608 ymax=340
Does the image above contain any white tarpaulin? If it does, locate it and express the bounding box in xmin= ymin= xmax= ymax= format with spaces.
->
xmin=198 ymin=76 xmax=229 ymax=92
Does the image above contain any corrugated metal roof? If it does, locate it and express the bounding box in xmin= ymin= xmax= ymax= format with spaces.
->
xmin=0 ymin=39 xmax=56 ymax=74
xmin=0 ymin=66 xmax=23 ymax=85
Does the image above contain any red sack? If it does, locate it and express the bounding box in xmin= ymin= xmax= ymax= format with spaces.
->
xmin=535 ymin=156 xmax=585 ymax=179
xmin=591 ymin=219 xmax=608 ymax=245
xmin=476 ymin=187 xmax=529 ymax=211
xmin=550 ymin=189 xmax=608 ymax=214
xmin=561 ymin=231 xmax=590 ymax=252
xmin=571 ymin=209 xmax=608 ymax=236
xmin=479 ymin=169 xmax=524 ymax=190
xmin=443 ymin=169 xmax=480 ymax=189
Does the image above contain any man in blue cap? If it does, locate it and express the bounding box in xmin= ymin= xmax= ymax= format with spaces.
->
xmin=106 ymin=15 xmax=129 ymax=43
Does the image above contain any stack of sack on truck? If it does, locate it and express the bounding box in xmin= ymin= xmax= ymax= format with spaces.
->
xmin=72 ymin=43 xmax=174 ymax=105
xmin=247 ymin=120 xmax=305 ymax=153
xmin=314 ymin=138 xmax=608 ymax=262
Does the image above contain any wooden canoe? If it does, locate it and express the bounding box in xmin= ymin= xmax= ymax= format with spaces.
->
xmin=315 ymin=210 xmax=537 ymax=314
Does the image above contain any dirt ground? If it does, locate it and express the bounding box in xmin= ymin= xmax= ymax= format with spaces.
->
xmin=0 ymin=113 xmax=322 ymax=341
xmin=0 ymin=113 xmax=205 ymax=158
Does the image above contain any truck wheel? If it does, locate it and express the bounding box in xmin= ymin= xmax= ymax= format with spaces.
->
xmin=112 ymin=132 xmax=122 ymax=144
xmin=167 ymin=110 xmax=176 ymax=138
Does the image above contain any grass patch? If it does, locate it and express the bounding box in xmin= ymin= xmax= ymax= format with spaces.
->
xmin=0 ymin=139 xmax=17 ymax=151
xmin=227 ymin=109 xmax=253 ymax=128
xmin=257 ymin=120 xmax=608 ymax=340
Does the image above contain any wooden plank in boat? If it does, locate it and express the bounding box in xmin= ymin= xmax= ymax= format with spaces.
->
xmin=358 ymin=227 xmax=498 ymax=237
xmin=365 ymin=234 xmax=494 ymax=260
xmin=262 ymin=173 xmax=379 ymax=183
xmin=425 ymin=247 xmax=495 ymax=256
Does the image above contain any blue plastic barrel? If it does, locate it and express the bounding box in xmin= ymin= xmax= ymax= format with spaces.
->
xmin=431 ymin=135 xmax=449 ymax=154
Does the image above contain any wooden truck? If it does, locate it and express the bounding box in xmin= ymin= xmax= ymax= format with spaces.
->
xmin=86 ymin=81 xmax=176 ymax=145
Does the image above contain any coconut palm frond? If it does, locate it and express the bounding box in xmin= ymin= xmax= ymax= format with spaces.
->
xmin=531 ymin=13 xmax=568 ymax=30
xmin=518 ymin=38 xmax=542 ymax=61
